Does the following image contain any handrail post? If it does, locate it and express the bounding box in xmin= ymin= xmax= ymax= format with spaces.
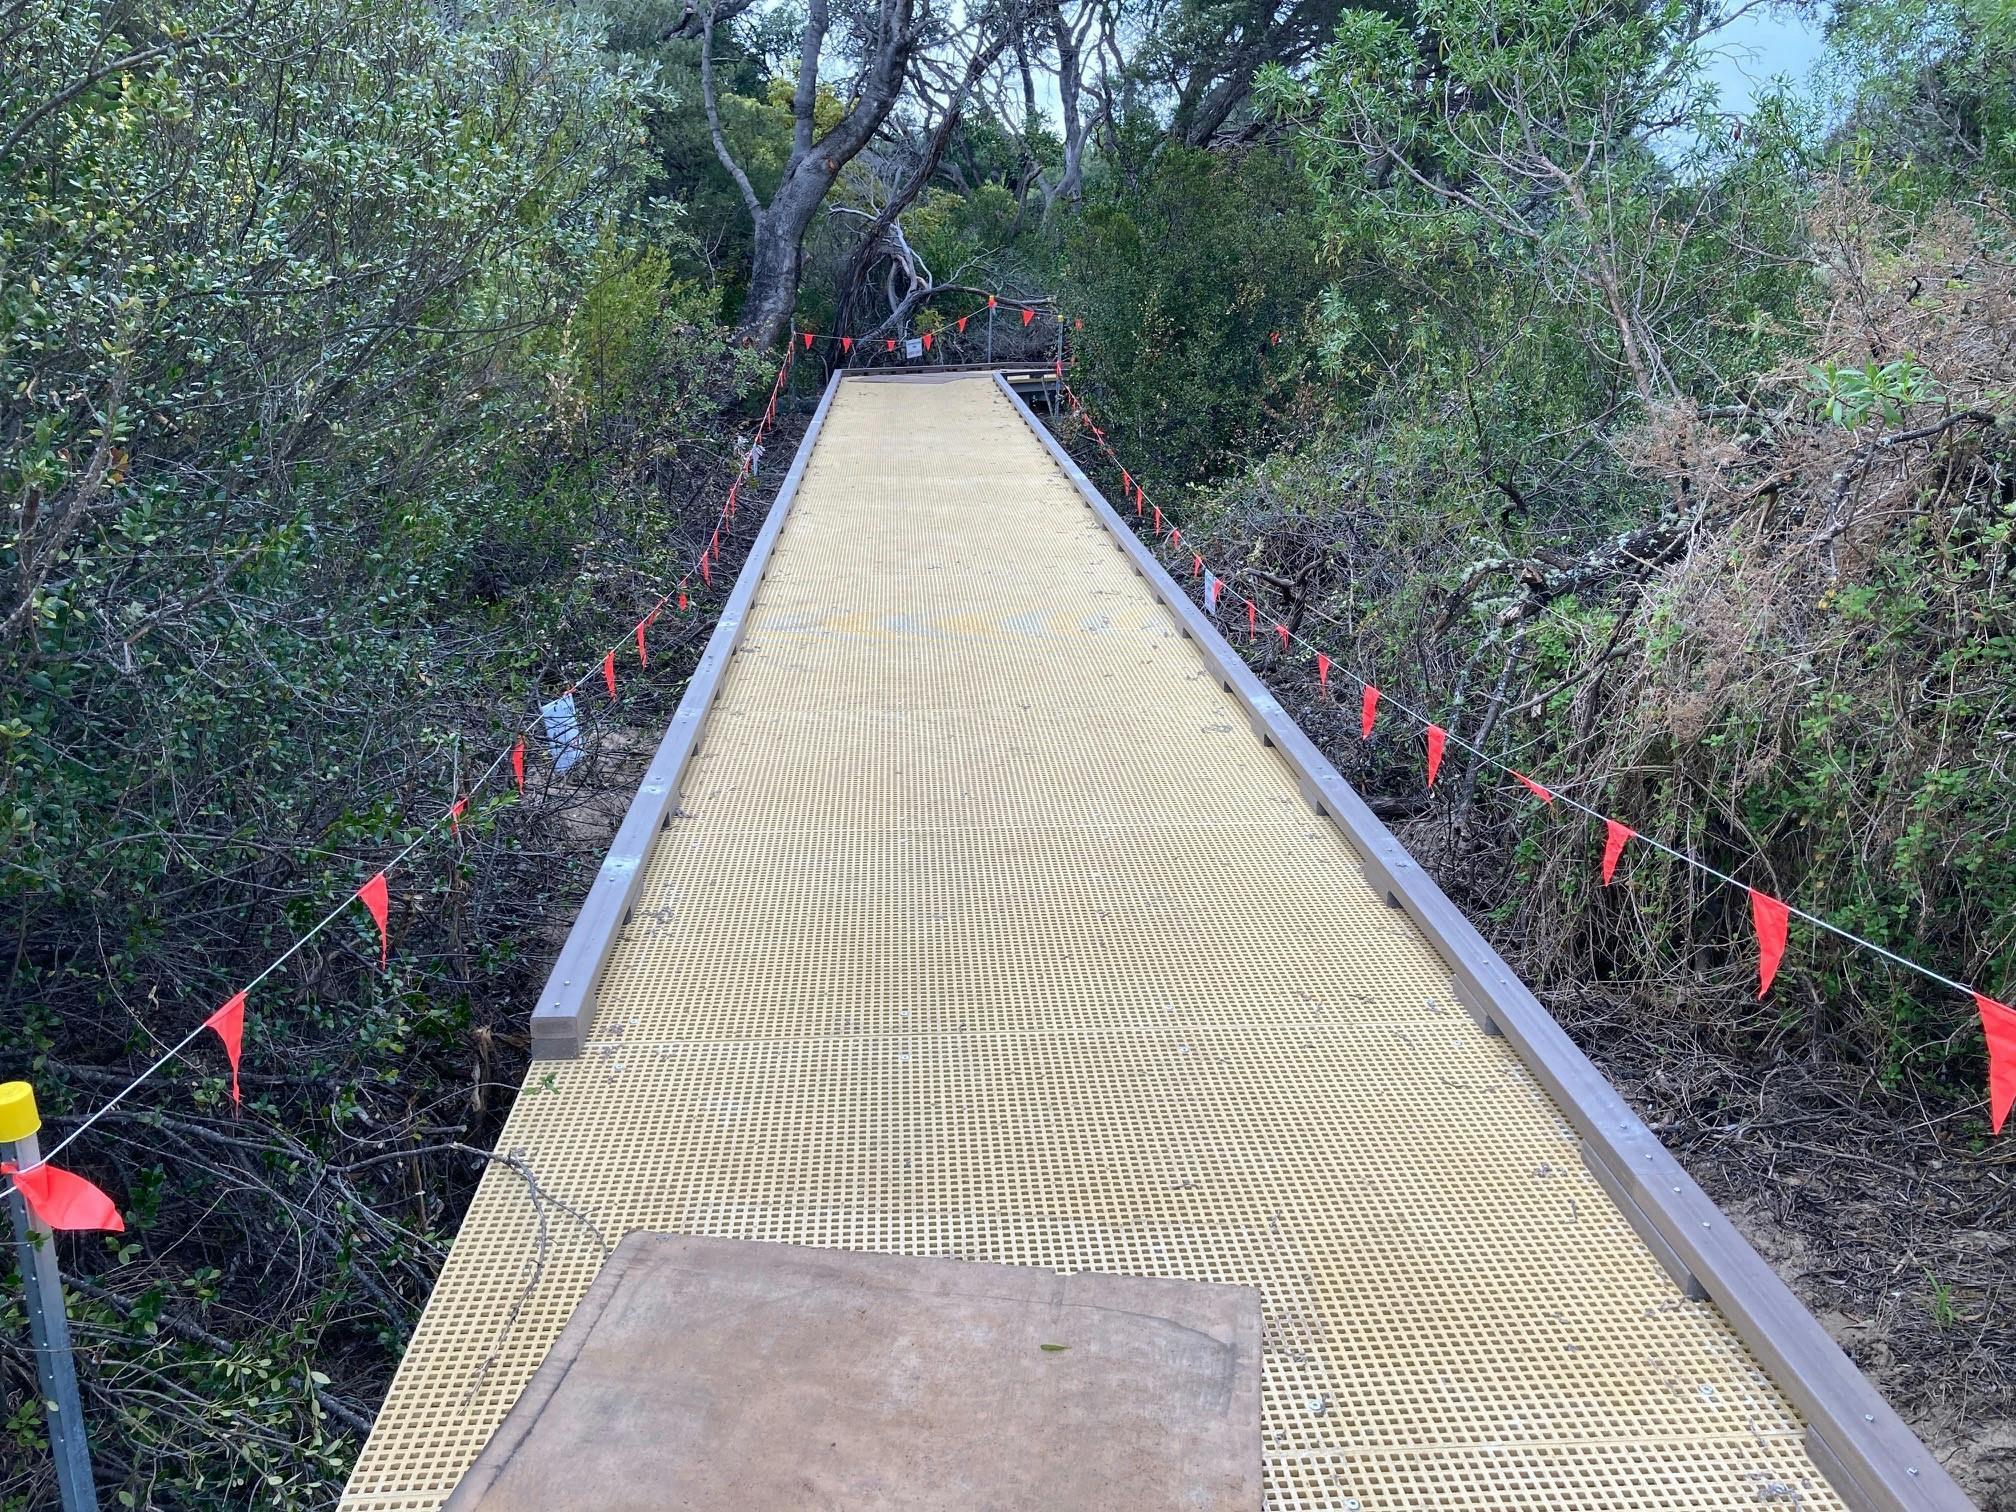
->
xmin=1051 ymin=314 xmax=1063 ymax=416
xmin=2 ymin=1083 xmax=99 ymax=1512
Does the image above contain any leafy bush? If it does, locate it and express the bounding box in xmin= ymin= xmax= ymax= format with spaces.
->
xmin=1059 ymin=142 xmax=1321 ymax=485
xmin=1108 ymin=0 xmax=2016 ymax=1120
xmin=2 ymin=0 xmax=763 ymax=1501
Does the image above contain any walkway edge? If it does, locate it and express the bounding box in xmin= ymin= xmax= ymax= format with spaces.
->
xmin=529 ymin=369 xmax=844 ymax=1060
xmin=994 ymin=372 xmax=1967 ymax=1512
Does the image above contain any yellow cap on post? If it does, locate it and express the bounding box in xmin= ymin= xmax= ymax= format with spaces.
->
xmin=0 ymin=1082 xmax=41 ymax=1144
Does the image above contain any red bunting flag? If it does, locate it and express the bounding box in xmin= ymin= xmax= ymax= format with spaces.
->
xmin=602 ymin=649 xmax=617 ymax=701
xmin=922 ymin=331 xmax=934 ymax=351
xmin=2 ymin=1161 xmax=122 ymax=1233
xmin=1170 ymin=528 xmax=1181 ymax=550
xmin=1425 ymin=724 xmax=1447 ymax=789
xmin=1316 ymin=653 xmax=1330 ymax=693
xmin=957 ymin=316 xmax=967 ymax=334
xmin=204 ymin=990 xmax=245 ymax=1107
xmin=358 ymin=872 xmax=389 ymax=966
xmin=1153 ymin=506 xmax=1162 ymax=535
xmin=678 ymin=578 xmax=689 ymax=611
xmin=1601 ymin=820 xmax=1634 ymax=884
xmin=1749 ymin=889 xmax=1789 ymax=998
xmin=841 ymin=336 xmax=853 ymax=354
xmin=1361 ymin=684 xmax=1379 ymax=739
xmin=1054 ymin=359 xmax=1063 ymax=378
xmin=801 ymin=331 xmax=814 ymax=349
xmin=1976 ymin=993 xmax=2015 ymax=1134
xmin=1021 ymin=307 xmax=1034 ymax=327
xmin=1512 ymin=771 xmax=1552 ymax=803
xmin=1275 ymin=623 xmax=1290 ymax=650
xmin=1134 ymin=485 xmax=1144 ymax=518
xmin=511 ymin=738 xmax=525 ymax=795
xmin=1121 ymin=469 xmax=1131 ymax=495
xmin=886 ymin=338 xmax=897 ymax=352
xmin=700 ymin=550 xmax=711 ymax=586
xmin=449 ymin=796 xmax=467 ymax=836
xmin=1191 ymin=553 xmax=1202 ymax=579
xmin=635 ymin=619 xmax=649 ymax=668
xmin=711 ymin=526 xmax=720 ymax=557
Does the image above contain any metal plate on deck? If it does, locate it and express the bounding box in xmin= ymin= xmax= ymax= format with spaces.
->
xmin=443 ymin=1234 xmax=1261 ymax=1511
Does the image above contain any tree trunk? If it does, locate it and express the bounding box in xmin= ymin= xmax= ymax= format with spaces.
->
xmin=1050 ymin=7 xmax=1088 ymax=210
xmin=833 ymin=27 xmax=1013 ymax=342
xmin=739 ymin=210 xmax=806 ymax=351
xmin=703 ymin=0 xmax=918 ymax=351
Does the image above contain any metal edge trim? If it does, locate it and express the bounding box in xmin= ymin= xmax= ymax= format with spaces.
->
xmin=526 ymin=368 xmax=845 ymax=1059
xmin=991 ymin=371 xmax=1968 ymax=1512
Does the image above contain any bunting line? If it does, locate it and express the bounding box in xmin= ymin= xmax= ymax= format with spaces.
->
xmin=3 ymin=340 xmax=805 ymax=1212
xmin=1058 ymin=380 xmax=2010 ymax=1132
xmin=791 ymin=289 xmax=1066 ymax=363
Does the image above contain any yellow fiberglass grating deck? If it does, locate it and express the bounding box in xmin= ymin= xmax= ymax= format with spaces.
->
xmin=340 ymin=374 xmax=1847 ymax=1511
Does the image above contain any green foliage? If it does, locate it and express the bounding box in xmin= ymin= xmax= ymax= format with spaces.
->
xmin=1 ymin=0 xmax=764 ymax=1500
xmin=1804 ymin=356 xmax=1941 ymax=427
xmin=1060 ymin=145 xmax=1320 ymax=485
xmin=1113 ymin=0 xmax=2016 ymax=1117
xmin=1828 ymin=0 xmax=2016 ymax=202
xmin=1271 ymin=0 xmax=1817 ymax=410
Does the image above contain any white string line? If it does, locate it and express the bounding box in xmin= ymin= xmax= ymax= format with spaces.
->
xmin=1062 ymin=387 xmax=1990 ymax=1007
xmin=31 ymin=803 xmax=463 ymax=1173
xmin=7 ymin=351 xmax=797 ymax=1191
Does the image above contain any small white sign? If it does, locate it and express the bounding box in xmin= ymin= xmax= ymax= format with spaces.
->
xmin=541 ymin=692 xmax=585 ymax=773
xmin=903 ymin=337 xmax=924 ymax=359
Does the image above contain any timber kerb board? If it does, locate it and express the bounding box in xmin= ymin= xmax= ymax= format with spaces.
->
xmin=527 ymin=369 xmax=844 ymax=1060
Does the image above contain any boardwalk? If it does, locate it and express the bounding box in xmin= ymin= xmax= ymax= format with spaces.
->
xmin=341 ymin=374 xmax=1939 ymax=1510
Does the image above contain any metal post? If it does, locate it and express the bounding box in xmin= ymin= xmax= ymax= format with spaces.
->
xmin=1050 ymin=314 xmax=1062 ymax=416
xmin=2 ymin=1083 xmax=98 ymax=1512
xmin=985 ymin=304 xmax=994 ymax=364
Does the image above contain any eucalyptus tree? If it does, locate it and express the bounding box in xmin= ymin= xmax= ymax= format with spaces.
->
xmin=1151 ymin=0 xmax=1354 ymax=145
xmin=702 ymin=0 xmax=929 ymax=344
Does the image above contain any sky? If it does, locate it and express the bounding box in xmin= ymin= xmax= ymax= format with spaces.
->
xmin=1013 ymin=2 xmax=1838 ymax=135
xmin=1696 ymin=4 xmax=1832 ymax=117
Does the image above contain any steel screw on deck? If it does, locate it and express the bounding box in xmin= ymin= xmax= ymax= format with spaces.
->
xmin=2 ymin=1082 xmax=99 ymax=1512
